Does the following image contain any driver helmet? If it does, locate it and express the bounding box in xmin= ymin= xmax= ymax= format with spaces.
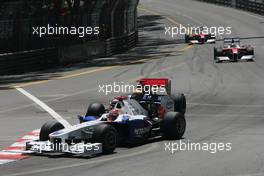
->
xmin=107 ymin=109 xmax=120 ymax=121
xmin=109 ymin=98 xmax=119 ymax=109
xmin=231 ymin=43 xmax=236 ymax=48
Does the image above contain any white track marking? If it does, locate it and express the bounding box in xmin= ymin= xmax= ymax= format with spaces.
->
xmin=21 ymin=135 xmax=39 ymax=140
xmin=0 ymin=87 xmax=97 ymax=114
xmin=2 ymin=150 xmax=26 ymax=153
xmin=16 ymin=88 xmax=72 ymax=128
xmin=32 ymin=129 xmax=40 ymax=133
xmin=0 ymin=159 xmax=16 ymax=164
xmin=9 ymin=143 xmax=25 ymax=147
xmin=0 ymin=152 xmax=23 ymax=155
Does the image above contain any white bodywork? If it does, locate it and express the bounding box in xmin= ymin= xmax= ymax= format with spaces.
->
xmin=26 ymin=99 xmax=148 ymax=156
xmin=216 ymin=55 xmax=255 ymax=61
xmin=190 ymin=38 xmax=215 ymax=44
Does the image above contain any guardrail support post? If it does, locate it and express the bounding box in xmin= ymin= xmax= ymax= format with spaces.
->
xmin=231 ymin=0 xmax=236 ymax=8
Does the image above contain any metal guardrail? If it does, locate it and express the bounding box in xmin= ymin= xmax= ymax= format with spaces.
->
xmin=0 ymin=0 xmax=139 ymax=54
xmin=0 ymin=48 xmax=58 ymax=75
xmin=236 ymin=0 xmax=264 ymax=15
xmin=0 ymin=0 xmax=139 ymax=75
xmin=0 ymin=32 xmax=138 ymax=75
xmin=197 ymin=0 xmax=264 ymax=15
xmin=105 ymin=31 xmax=138 ymax=56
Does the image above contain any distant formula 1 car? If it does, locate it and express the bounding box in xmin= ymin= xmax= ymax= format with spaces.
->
xmin=214 ymin=38 xmax=255 ymax=63
xmin=26 ymin=78 xmax=186 ymax=156
xmin=185 ymin=26 xmax=216 ymax=44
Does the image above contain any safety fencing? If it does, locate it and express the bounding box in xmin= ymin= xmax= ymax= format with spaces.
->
xmin=196 ymin=0 xmax=264 ymax=15
xmin=0 ymin=48 xmax=58 ymax=75
xmin=0 ymin=0 xmax=139 ymax=75
xmin=105 ymin=31 xmax=138 ymax=56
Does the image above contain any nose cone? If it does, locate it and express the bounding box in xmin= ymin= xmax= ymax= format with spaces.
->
xmin=232 ymin=48 xmax=238 ymax=54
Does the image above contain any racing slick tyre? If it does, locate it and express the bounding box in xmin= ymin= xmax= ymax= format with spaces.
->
xmin=210 ymin=35 xmax=216 ymax=44
xmin=214 ymin=47 xmax=222 ymax=63
xmin=85 ymin=103 xmax=105 ymax=117
xmin=172 ymin=94 xmax=186 ymax=114
xmin=185 ymin=34 xmax=190 ymax=43
xmin=161 ymin=112 xmax=186 ymax=139
xmin=39 ymin=121 xmax=64 ymax=141
xmin=92 ymin=124 xmax=118 ymax=154
xmin=246 ymin=47 xmax=254 ymax=56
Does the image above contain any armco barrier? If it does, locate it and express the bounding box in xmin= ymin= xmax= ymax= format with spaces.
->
xmin=0 ymin=32 xmax=138 ymax=75
xmin=197 ymin=0 xmax=264 ymax=15
xmin=105 ymin=31 xmax=138 ymax=56
xmin=0 ymin=0 xmax=139 ymax=75
xmin=236 ymin=0 xmax=264 ymax=15
xmin=0 ymin=48 xmax=58 ymax=75
xmin=58 ymin=40 xmax=105 ymax=64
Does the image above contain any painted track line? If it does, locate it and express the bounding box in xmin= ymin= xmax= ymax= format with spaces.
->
xmin=16 ymin=87 xmax=72 ymax=128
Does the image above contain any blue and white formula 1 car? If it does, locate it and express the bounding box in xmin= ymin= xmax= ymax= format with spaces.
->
xmin=26 ymin=78 xmax=186 ymax=156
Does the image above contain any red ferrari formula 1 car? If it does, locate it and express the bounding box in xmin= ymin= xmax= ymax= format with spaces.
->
xmin=214 ymin=38 xmax=255 ymax=63
xmin=185 ymin=26 xmax=216 ymax=44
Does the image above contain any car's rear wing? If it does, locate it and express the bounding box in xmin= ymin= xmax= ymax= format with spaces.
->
xmin=136 ymin=78 xmax=171 ymax=95
xmin=224 ymin=38 xmax=240 ymax=44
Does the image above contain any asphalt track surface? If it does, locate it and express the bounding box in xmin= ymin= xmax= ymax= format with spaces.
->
xmin=1 ymin=0 xmax=264 ymax=175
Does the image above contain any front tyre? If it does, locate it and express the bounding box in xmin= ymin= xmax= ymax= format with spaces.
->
xmin=214 ymin=47 xmax=222 ymax=63
xmin=161 ymin=112 xmax=186 ymax=139
xmin=92 ymin=124 xmax=118 ymax=154
xmin=246 ymin=47 xmax=254 ymax=56
xmin=39 ymin=121 xmax=64 ymax=141
xmin=185 ymin=34 xmax=190 ymax=43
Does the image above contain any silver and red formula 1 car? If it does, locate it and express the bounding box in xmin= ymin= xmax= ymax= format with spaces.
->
xmin=214 ymin=38 xmax=255 ymax=63
xmin=26 ymin=78 xmax=186 ymax=156
xmin=185 ymin=26 xmax=216 ymax=44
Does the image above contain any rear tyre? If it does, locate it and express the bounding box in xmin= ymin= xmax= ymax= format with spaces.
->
xmin=92 ymin=124 xmax=118 ymax=154
xmin=39 ymin=121 xmax=64 ymax=141
xmin=85 ymin=103 xmax=105 ymax=117
xmin=185 ymin=35 xmax=190 ymax=43
xmin=161 ymin=112 xmax=186 ymax=139
xmin=172 ymin=94 xmax=186 ymax=114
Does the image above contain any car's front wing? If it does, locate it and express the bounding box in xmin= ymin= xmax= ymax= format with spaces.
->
xmin=215 ymin=55 xmax=255 ymax=62
xmin=26 ymin=140 xmax=102 ymax=156
xmin=189 ymin=38 xmax=216 ymax=44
